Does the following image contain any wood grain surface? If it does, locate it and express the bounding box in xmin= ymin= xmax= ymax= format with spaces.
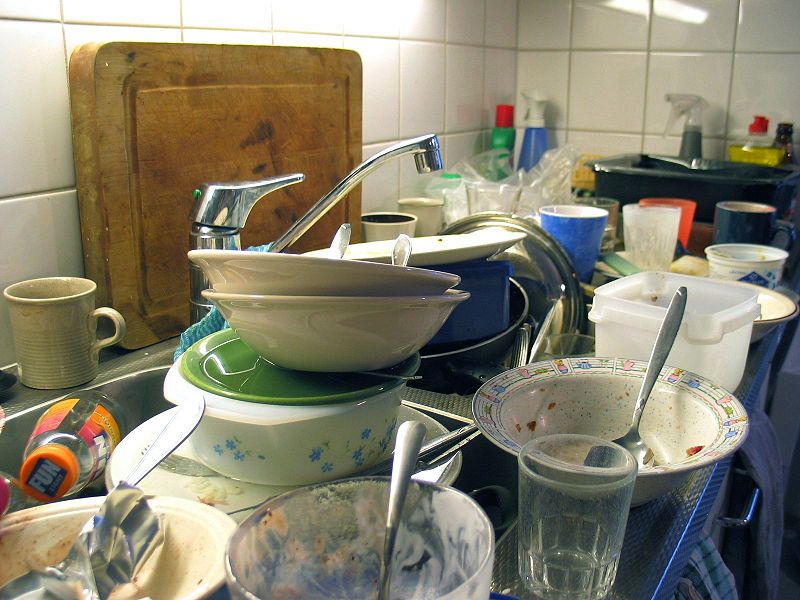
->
xmin=69 ymin=42 xmax=362 ymax=349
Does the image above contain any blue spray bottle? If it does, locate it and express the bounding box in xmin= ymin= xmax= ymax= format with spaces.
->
xmin=518 ymin=90 xmax=549 ymax=172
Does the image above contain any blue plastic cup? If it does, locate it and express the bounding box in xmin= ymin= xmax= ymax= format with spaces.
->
xmin=539 ymin=205 xmax=609 ymax=283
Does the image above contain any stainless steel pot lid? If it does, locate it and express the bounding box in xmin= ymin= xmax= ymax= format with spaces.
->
xmin=441 ymin=212 xmax=586 ymax=335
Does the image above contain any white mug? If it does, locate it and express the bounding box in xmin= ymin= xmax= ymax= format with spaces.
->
xmin=397 ymin=198 xmax=444 ymax=237
xmin=3 ymin=277 xmax=126 ymax=389
xmin=361 ymin=212 xmax=418 ymax=242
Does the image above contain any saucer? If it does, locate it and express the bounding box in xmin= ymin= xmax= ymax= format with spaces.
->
xmin=106 ymin=406 xmax=462 ymax=523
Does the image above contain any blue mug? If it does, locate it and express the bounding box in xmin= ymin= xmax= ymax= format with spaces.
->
xmin=539 ymin=205 xmax=608 ymax=283
xmin=713 ymin=201 xmax=795 ymax=250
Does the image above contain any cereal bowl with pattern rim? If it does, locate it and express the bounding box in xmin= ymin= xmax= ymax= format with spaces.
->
xmin=471 ymin=357 xmax=748 ymax=506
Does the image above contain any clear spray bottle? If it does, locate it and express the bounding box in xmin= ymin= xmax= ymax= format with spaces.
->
xmin=664 ymin=93 xmax=708 ymax=160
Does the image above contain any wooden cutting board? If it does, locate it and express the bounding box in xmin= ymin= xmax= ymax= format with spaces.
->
xmin=69 ymin=42 xmax=362 ymax=349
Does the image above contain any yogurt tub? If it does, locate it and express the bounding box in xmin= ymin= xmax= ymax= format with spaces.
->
xmin=705 ymin=243 xmax=789 ymax=289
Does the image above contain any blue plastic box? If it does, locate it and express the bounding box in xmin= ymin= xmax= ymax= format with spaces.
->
xmin=428 ymin=259 xmax=513 ymax=346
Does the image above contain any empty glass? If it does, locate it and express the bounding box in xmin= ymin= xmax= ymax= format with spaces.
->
xmin=622 ymin=204 xmax=681 ymax=271
xmin=518 ymin=434 xmax=637 ymax=599
xmin=573 ymin=197 xmax=620 ymax=253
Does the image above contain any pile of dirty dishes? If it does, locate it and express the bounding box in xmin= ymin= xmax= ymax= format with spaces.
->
xmin=189 ymin=248 xmax=468 ymax=372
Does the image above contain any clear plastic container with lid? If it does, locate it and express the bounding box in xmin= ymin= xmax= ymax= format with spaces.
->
xmin=589 ymin=272 xmax=760 ymax=390
xmin=18 ymin=390 xmax=127 ymax=502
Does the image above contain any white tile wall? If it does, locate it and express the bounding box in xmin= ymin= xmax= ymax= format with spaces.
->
xmin=1 ymin=0 xmax=800 ymax=365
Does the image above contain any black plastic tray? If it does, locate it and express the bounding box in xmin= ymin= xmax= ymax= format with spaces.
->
xmin=589 ymin=154 xmax=800 ymax=222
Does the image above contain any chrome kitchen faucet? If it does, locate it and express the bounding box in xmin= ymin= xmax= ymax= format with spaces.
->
xmin=188 ymin=174 xmax=305 ymax=324
xmin=269 ymin=134 xmax=443 ymax=253
xmin=188 ymin=134 xmax=443 ymax=324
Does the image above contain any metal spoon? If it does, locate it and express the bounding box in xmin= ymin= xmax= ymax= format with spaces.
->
xmin=613 ymin=286 xmax=687 ymax=468
xmin=378 ymin=420 xmax=426 ymax=600
xmin=328 ymin=223 xmax=351 ymax=259
xmin=391 ymin=233 xmax=412 ymax=267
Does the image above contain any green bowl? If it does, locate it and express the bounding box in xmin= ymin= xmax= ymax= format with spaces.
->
xmin=180 ymin=329 xmax=420 ymax=405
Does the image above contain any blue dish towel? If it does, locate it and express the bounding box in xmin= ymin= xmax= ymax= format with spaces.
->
xmin=720 ymin=406 xmax=785 ymax=600
xmin=174 ymin=242 xmax=273 ymax=362
xmin=674 ymin=531 xmax=738 ymax=600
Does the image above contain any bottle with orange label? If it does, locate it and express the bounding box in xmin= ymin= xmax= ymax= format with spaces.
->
xmin=18 ymin=390 xmax=127 ymax=502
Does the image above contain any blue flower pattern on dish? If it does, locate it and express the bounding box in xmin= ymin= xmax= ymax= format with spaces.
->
xmin=211 ymin=416 xmax=401 ymax=474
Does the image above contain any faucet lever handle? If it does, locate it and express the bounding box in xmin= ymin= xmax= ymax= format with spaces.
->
xmin=190 ymin=173 xmax=305 ymax=229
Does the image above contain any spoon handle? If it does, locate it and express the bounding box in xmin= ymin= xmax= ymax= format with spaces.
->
xmin=379 ymin=420 xmax=427 ymax=600
xmin=328 ymin=223 xmax=351 ymax=259
xmin=628 ymin=286 xmax=687 ymax=434
xmin=123 ymin=396 xmax=206 ymax=487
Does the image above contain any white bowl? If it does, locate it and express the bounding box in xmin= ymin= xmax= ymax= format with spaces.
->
xmin=165 ymin=364 xmax=402 ymax=486
xmin=0 ymin=496 xmax=235 ymax=599
xmin=202 ymin=288 xmax=470 ymax=372
xmin=472 ymin=357 xmax=749 ymax=506
xmin=727 ymin=281 xmax=799 ymax=342
xmin=188 ymin=249 xmax=460 ymax=296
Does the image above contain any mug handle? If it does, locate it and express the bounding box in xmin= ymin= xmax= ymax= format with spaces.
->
xmin=90 ymin=307 xmax=127 ymax=351
xmin=771 ymin=220 xmax=796 ymax=251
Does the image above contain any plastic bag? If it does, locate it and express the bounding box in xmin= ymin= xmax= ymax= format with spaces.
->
xmin=431 ymin=149 xmax=522 ymax=226
xmin=427 ymin=145 xmax=581 ymax=227
xmin=516 ymin=144 xmax=581 ymax=216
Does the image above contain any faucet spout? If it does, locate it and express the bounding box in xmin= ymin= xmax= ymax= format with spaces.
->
xmin=269 ymin=134 xmax=442 ymax=253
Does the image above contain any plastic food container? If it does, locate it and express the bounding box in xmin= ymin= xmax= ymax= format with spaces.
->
xmin=705 ymin=243 xmax=789 ymax=289
xmin=588 ymin=272 xmax=760 ymax=390
xmin=427 ymin=259 xmax=513 ymax=345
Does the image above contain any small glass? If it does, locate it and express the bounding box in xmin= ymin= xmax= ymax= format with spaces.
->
xmin=622 ymin=204 xmax=681 ymax=271
xmin=573 ymin=197 xmax=620 ymax=253
xmin=518 ymin=434 xmax=637 ymax=599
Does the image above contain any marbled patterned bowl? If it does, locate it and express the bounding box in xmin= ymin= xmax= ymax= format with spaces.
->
xmin=225 ymin=478 xmax=494 ymax=600
xmin=472 ymin=357 xmax=748 ymax=506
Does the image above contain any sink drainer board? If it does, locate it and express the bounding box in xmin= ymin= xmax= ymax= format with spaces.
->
xmin=69 ymin=42 xmax=363 ymax=349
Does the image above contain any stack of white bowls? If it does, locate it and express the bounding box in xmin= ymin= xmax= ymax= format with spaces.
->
xmin=189 ymin=249 xmax=468 ymax=372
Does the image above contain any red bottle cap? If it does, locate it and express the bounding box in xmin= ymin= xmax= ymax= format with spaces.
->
xmin=748 ymin=115 xmax=769 ymax=135
xmin=495 ymin=104 xmax=514 ymax=128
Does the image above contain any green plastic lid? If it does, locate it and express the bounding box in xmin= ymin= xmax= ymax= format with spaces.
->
xmin=179 ymin=329 xmax=420 ymax=405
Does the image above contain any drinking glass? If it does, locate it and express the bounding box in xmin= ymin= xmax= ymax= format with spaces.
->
xmin=622 ymin=204 xmax=680 ymax=271
xmin=518 ymin=434 xmax=637 ymax=599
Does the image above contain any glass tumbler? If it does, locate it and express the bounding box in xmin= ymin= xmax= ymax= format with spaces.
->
xmin=622 ymin=204 xmax=681 ymax=271
xmin=518 ymin=434 xmax=637 ymax=600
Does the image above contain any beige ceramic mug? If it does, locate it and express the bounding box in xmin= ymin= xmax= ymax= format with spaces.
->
xmin=3 ymin=277 xmax=126 ymax=389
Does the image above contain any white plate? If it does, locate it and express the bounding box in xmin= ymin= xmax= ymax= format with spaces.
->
xmin=304 ymin=227 xmax=527 ymax=266
xmin=106 ymin=406 xmax=462 ymax=523
xmin=728 ymin=281 xmax=799 ymax=342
